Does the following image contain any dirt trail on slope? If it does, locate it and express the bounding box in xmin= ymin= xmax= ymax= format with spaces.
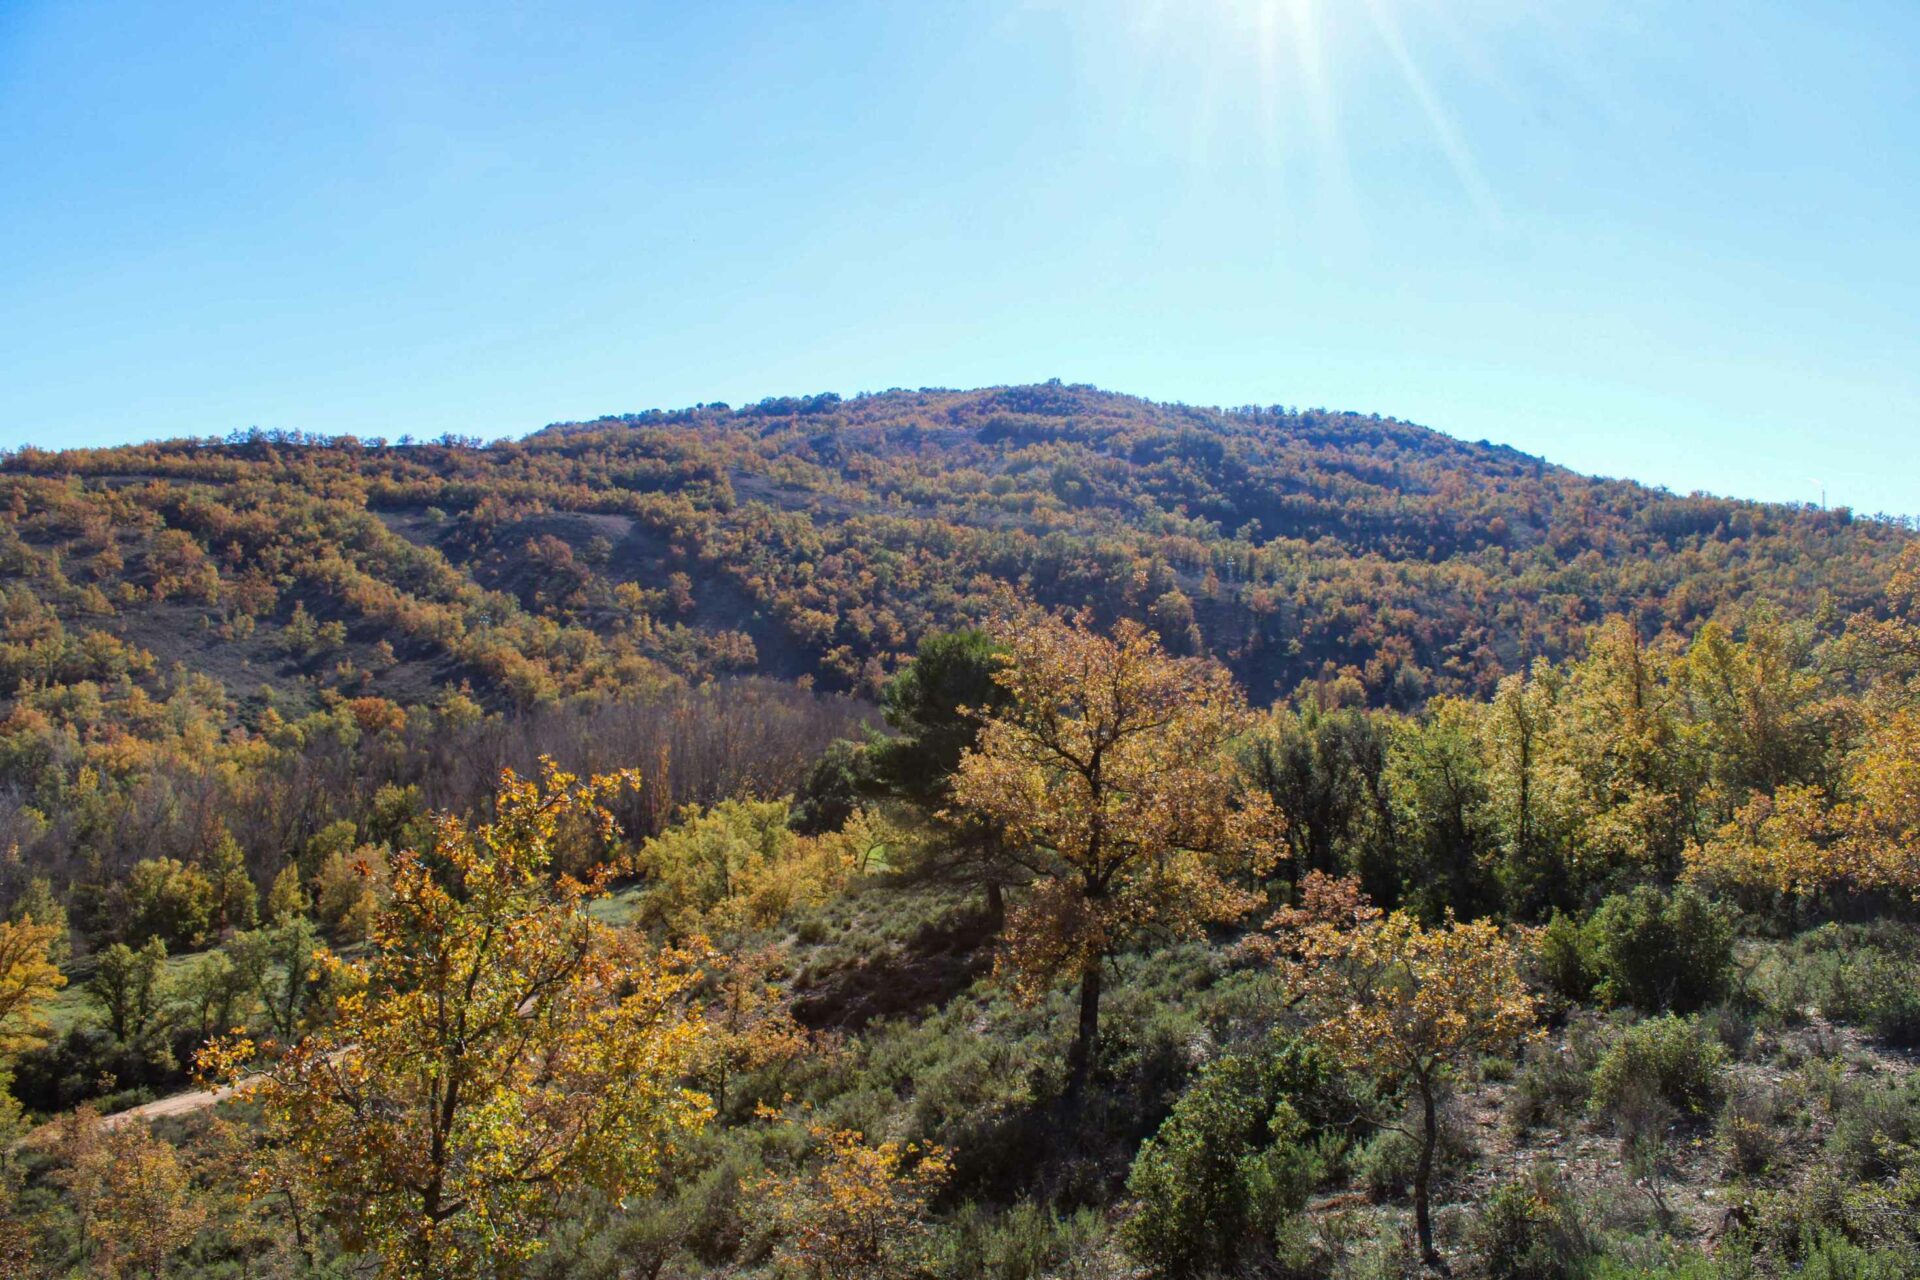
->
xmin=96 ymin=1079 xmax=248 ymax=1127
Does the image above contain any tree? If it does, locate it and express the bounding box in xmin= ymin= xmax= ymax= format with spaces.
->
xmin=0 ymin=914 xmax=64 ymax=1057
xmin=1482 ymin=666 xmax=1573 ymax=918
xmin=89 ymin=937 xmax=168 ymax=1046
xmin=1837 ymin=708 xmax=1920 ymax=895
xmin=1550 ymin=618 xmax=1701 ymax=877
xmin=948 ymin=612 xmax=1282 ymax=1091
xmin=201 ymin=831 xmax=259 ymax=935
xmin=864 ymin=628 xmax=1017 ymax=919
xmin=1837 ymin=542 xmax=1920 ymax=711
xmin=788 ymin=738 xmax=867 ymax=836
xmin=1244 ymin=704 xmax=1395 ymax=892
xmin=869 ymin=630 xmax=1007 ymax=801
xmin=757 ymin=1126 xmax=951 ymax=1280
xmin=7 ymin=876 xmax=71 ymax=964
xmin=1275 ymin=873 xmax=1538 ymax=1264
xmin=227 ymin=914 xmax=333 ymax=1040
xmin=54 ymin=1109 xmax=209 ymax=1280
xmin=125 ymin=856 xmax=217 ymax=951
xmin=1684 ymin=784 xmax=1840 ymax=908
xmin=1684 ymin=614 xmax=1833 ymax=800
xmin=632 ymin=798 xmax=856 ymax=935
xmin=174 ymin=949 xmax=255 ymax=1042
xmin=205 ymin=761 xmax=711 ymax=1278
xmin=265 ymin=864 xmax=307 ymax=924
xmin=696 ymin=945 xmax=813 ymax=1118
xmin=1386 ymin=697 xmax=1500 ymax=921
xmin=312 ymin=841 xmax=390 ymax=942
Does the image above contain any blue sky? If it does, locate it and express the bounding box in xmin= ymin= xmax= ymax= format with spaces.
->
xmin=2 ymin=1 xmax=1916 ymax=514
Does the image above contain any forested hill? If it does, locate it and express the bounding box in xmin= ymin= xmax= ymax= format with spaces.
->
xmin=4 ymin=383 xmax=1906 ymax=719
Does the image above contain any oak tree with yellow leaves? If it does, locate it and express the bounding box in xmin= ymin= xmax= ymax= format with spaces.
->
xmin=756 ymin=1126 xmax=952 ymax=1280
xmin=203 ymin=761 xmax=712 ymax=1279
xmin=0 ymin=913 xmax=64 ymax=1059
xmin=948 ymin=611 xmax=1283 ymax=1091
xmin=0 ymin=913 xmax=65 ymax=1266
xmin=53 ymin=1108 xmax=209 ymax=1280
xmin=1273 ymin=873 xmax=1538 ymax=1264
xmin=1684 ymin=784 xmax=1842 ymax=908
xmin=697 ymin=944 xmax=816 ymax=1117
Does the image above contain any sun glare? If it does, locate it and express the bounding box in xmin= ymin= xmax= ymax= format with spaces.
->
xmin=1056 ymin=0 xmax=1507 ymax=223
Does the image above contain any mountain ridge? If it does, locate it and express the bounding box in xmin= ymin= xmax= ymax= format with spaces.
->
xmin=1 ymin=382 xmax=1906 ymax=721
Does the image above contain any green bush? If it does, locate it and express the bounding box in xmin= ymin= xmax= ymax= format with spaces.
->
xmin=1751 ymin=923 xmax=1920 ymax=1037
xmin=1121 ymin=1047 xmax=1330 ymax=1277
xmin=1717 ymin=1083 xmax=1787 ymax=1176
xmin=1789 ymin=1232 xmax=1914 ymax=1280
xmin=1586 ymin=886 xmax=1734 ymax=1014
xmin=1508 ymin=1012 xmax=1606 ymax=1133
xmin=934 ymin=1202 xmax=1108 ymax=1280
xmin=1816 ymin=947 xmax=1920 ymax=1048
xmin=1591 ymin=1015 xmax=1727 ymax=1121
xmin=1581 ymin=1257 xmax=1724 ymax=1280
xmin=1356 ymin=1127 xmax=1419 ymax=1203
xmin=1538 ymin=909 xmax=1599 ymax=1007
xmin=1829 ymin=1074 xmax=1920 ymax=1180
xmin=1468 ymin=1169 xmax=1594 ymax=1280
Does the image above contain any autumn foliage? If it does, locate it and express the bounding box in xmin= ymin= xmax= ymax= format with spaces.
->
xmin=756 ymin=1126 xmax=952 ymax=1280
xmin=949 ymin=610 xmax=1283 ymax=1087
xmin=1265 ymin=872 xmax=1538 ymax=1262
xmin=203 ymin=761 xmax=711 ymax=1278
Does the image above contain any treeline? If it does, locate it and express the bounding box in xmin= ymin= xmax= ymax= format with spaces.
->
xmin=0 ymin=677 xmax=862 ymax=937
xmin=817 ymin=547 xmax=1920 ymax=938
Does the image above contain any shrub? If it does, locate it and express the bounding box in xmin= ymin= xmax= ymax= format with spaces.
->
xmin=1592 ymin=1015 xmax=1727 ymax=1122
xmin=1508 ymin=1013 xmax=1606 ymax=1134
xmin=1357 ymin=1128 xmax=1419 ymax=1203
xmin=1538 ymin=909 xmax=1598 ymax=1008
xmin=1829 ymin=1074 xmax=1920 ymax=1180
xmin=934 ymin=1202 xmax=1108 ymax=1280
xmin=1469 ymin=1169 xmax=1594 ymax=1280
xmin=1791 ymin=1235 xmax=1915 ymax=1280
xmin=1121 ymin=1090 xmax=1320 ymax=1274
xmin=1750 ymin=923 xmax=1920 ymax=1034
xmin=1122 ymin=1050 xmax=1325 ymax=1277
xmin=1586 ymin=886 xmax=1734 ymax=1014
xmin=1815 ymin=947 xmax=1920 ymax=1048
xmin=1718 ymin=1083 xmax=1787 ymax=1176
xmin=1581 ymin=1258 xmax=1723 ymax=1280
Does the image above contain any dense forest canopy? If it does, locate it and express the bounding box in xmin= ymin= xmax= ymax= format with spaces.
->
xmin=6 ymin=383 xmax=1907 ymax=715
xmin=0 ymin=382 xmax=1908 ymax=925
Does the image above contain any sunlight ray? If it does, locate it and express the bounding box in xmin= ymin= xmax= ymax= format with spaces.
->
xmin=1285 ymin=0 xmax=1358 ymax=220
xmin=1359 ymin=0 xmax=1502 ymax=225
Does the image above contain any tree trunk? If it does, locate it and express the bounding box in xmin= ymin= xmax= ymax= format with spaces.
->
xmin=1065 ymin=961 xmax=1103 ymax=1095
xmin=984 ymin=879 xmax=1005 ymax=929
xmin=1415 ymin=1079 xmax=1439 ymax=1264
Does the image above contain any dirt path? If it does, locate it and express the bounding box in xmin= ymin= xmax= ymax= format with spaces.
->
xmin=96 ymin=1079 xmax=247 ymax=1128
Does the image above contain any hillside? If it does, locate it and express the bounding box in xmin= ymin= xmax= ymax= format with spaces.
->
xmin=3 ymin=383 xmax=1906 ymax=719
xmin=0 ymin=381 xmax=1907 ymax=901
xmin=9 ymin=387 xmax=1920 ymax=1277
